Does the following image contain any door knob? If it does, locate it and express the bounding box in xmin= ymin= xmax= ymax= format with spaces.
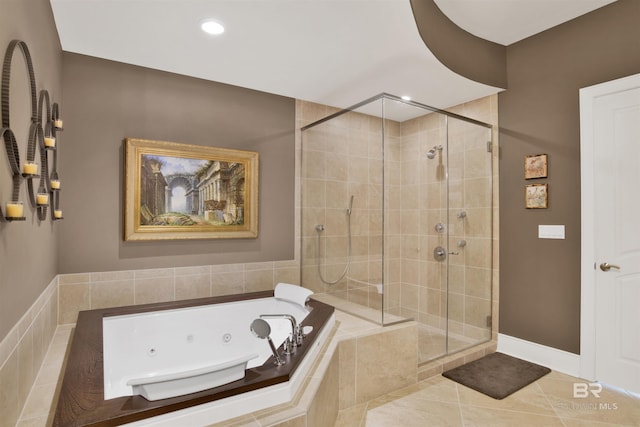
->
xmin=599 ymin=262 xmax=621 ymax=272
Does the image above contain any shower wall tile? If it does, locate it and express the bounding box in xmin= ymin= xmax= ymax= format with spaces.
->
xmin=401 ymin=210 xmax=420 ymax=235
xmin=447 ymin=151 xmax=465 ymax=181
xmin=465 ymin=295 xmax=492 ymax=329
xmin=326 ymin=152 xmax=349 ymax=181
xmin=302 ymin=150 xmax=326 ymax=179
xmin=299 ymin=100 xmax=331 ymax=126
xmin=401 ymin=258 xmax=420 ymax=286
xmin=465 ymin=267 xmax=492 ymax=300
xmin=348 ymin=157 xmax=369 ymax=184
xmin=465 ymin=147 xmax=492 ymax=178
xmin=400 ymin=283 xmax=420 ymax=312
xmin=465 ymin=237 xmax=492 ymax=268
xmin=466 ymin=207 xmax=492 ymax=238
xmin=401 ymin=235 xmax=421 ymax=261
xmin=464 ymin=177 xmax=492 ymax=208
xmin=348 ymin=287 xmax=369 ymax=307
xmin=301 ymin=179 xmax=326 ymax=208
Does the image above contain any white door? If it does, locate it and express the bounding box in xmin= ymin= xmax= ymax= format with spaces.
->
xmin=588 ymin=75 xmax=640 ymax=393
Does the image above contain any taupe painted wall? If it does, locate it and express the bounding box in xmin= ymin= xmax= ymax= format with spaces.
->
xmin=0 ymin=0 xmax=62 ymax=341
xmin=410 ymin=0 xmax=507 ymax=89
xmin=499 ymin=0 xmax=640 ymax=353
xmin=59 ymin=53 xmax=295 ymax=273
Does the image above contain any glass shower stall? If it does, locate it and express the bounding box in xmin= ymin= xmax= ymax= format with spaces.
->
xmin=300 ymin=94 xmax=494 ymax=364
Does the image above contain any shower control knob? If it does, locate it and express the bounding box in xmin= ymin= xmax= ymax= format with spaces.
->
xmin=433 ymin=246 xmax=447 ymax=261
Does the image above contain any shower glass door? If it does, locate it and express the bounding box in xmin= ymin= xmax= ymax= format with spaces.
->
xmin=445 ymin=117 xmax=493 ymax=356
xmin=300 ymin=94 xmax=494 ymax=364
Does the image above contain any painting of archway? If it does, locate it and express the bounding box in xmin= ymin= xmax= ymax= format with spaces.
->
xmin=124 ymin=138 xmax=258 ymax=241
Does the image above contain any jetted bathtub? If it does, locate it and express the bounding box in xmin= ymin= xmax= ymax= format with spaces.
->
xmin=52 ymin=287 xmax=335 ymax=426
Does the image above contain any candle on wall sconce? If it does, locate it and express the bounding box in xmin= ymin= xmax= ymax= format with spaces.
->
xmin=6 ymin=201 xmax=24 ymax=218
xmin=50 ymin=179 xmax=60 ymax=190
xmin=54 ymin=209 xmax=63 ymax=219
xmin=22 ymin=162 xmax=38 ymax=175
xmin=36 ymin=193 xmax=49 ymax=205
xmin=44 ymin=136 xmax=56 ymax=148
xmin=54 ymin=119 xmax=63 ymax=129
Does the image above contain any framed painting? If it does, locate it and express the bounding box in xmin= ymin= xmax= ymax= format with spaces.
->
xmin=524 ymin=154 xmax=548 ymax=179
xmin=525 ymin=183 xmax=548 ymax=209
xmin=124 ymin=138 xmax=259 ymax=241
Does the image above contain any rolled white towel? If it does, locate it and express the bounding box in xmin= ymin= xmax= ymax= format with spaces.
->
xmin=274 ymin=283 xmax=313 ymax=308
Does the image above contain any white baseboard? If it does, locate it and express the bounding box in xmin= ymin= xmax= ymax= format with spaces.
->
xmin=497 ymin=333 xmax=582 ymax=378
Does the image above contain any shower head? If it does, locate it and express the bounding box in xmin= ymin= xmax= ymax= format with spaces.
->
xmin=426 ymin=145 xmax=443 ymax=159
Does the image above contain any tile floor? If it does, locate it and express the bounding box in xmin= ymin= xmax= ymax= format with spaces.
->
xmin=335 ymin=370 xmax=640 ymax=426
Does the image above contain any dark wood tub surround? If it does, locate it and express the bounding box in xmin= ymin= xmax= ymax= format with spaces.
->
xmin=52 ymin=291 xmax=335 ymax=427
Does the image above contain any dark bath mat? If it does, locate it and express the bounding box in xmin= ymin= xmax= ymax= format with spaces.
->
xmin=442 ymin=352 xmax=551 ymax=400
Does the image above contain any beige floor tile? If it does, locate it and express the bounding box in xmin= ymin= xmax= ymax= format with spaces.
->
xmin=538 ymin=374 xmax=640 ymax=426
xmin=561 ymin=418 xmax=639 ymax=427
xmin=396 ymin=375 xmax=460 ymax=404
xmin=456 ymin=381 xmax=557 ymax=417
xmin=349 ymin=369 xmax=640 ymax=427
xmin=366 ymin=400 xmax=463 ymax=427
xmin=459 ymin=405 xmax=564 ymax=426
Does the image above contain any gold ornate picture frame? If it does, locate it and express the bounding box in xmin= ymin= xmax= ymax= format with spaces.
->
xmin=524 ymin=153 xmax=548 ymax=179
xmin=525 ymin=183 xmax=548 ymax=209
xmin=124 ymin=138 xmax=258 ymax=241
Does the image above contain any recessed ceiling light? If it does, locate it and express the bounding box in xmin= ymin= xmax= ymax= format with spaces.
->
xmin=401 ymin=95 xmax=412 ymax=101
xmin=201 ymin=20 xmax=225 ymax=35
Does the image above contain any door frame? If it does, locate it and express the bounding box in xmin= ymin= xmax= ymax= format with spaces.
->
xmin=579 ymin=73 xmax=640 ymax=381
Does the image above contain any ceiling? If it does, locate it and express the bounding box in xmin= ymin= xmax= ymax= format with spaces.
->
xmin=50 ymin=0 xmax=617 ymax=120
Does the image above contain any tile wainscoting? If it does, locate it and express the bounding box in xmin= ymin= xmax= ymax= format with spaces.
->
xmin=3 ymin=263 xmax=497 ymax=427
xmin=0 ymin=277 xmax=58 ymax=427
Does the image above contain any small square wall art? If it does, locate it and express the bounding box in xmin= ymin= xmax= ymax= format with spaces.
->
xmin=525 ymin=183 xmax=548 ymax=209
xmin=524 ymin=154 xmax=548 ymax=179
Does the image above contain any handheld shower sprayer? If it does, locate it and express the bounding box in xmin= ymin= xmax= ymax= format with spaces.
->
xmin=346 ymin=195 xmax=354 ymax=216
xmin=315 ymin=195 xmax=354 ymax=285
